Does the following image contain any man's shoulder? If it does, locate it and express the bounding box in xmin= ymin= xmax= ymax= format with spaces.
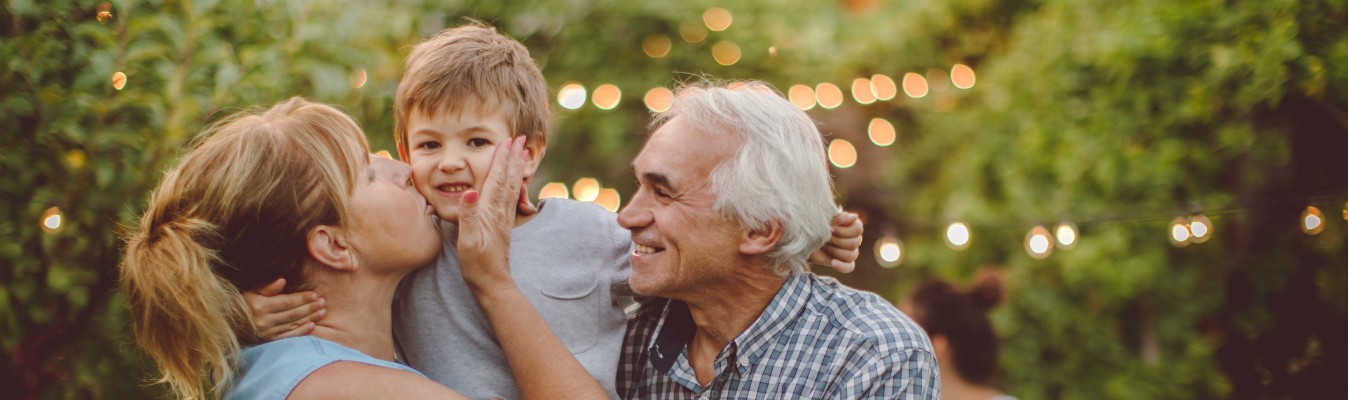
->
xmin=803 ymin=274 xmax=931 ymax=353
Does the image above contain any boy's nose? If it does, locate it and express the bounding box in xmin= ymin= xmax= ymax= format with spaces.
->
xmin=437 ymin=154 xmax=466 ymax=172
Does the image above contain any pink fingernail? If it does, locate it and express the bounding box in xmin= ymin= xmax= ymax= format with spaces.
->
xmin=463 ymin=191 xmax=479 ymax=204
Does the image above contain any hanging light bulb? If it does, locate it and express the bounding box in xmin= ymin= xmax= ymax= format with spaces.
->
xmin=874 ymin=234 xmax=904 ymax=268
xmin=1302 ymin=206 xmax=1325 ymax=235
xmin=945 ymin=222 xmax=970 ymax=250
xmin=1188 ymin=214 xmax=1213 ymax=244
xmin=1024 ymin=225 xmax=1052 ymax=259
xmin=1054 ymin=221 xmax=1078 ymax=250
xmin=1169 ymin=216 xmax=1191 ymax=247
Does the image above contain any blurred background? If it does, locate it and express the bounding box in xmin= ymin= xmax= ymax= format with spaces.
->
xmin=3 ymin=0 xmax=1347 ymax=398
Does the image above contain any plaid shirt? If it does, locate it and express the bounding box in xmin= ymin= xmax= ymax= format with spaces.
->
xmin=618 ymin=273 xmax=939 ymax=399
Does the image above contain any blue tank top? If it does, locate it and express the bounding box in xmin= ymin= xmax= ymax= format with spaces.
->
xmin=226 ymin=336 xmax=426 ymax=400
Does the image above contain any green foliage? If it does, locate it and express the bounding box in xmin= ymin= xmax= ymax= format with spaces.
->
xmin=3 ymin=0 xmax=1346 ymax=398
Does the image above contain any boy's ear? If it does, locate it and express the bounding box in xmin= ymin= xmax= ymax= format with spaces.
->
xmin=522 ymin=137 xmax=547 ymax=181
xmin=739 ymin=220 xmax=784 ymax=256
xmin=307 ymin=225 xmax=359 ymax=272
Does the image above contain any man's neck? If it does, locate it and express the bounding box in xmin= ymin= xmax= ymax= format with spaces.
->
xmin=681 ymin=269 xmax=789 ymax=386
xmin=308 ymin=273 xmax=403 ymax=362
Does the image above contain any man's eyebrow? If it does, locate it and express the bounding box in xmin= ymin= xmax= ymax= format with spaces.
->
xmin=641 ymin=171 xmax=674 ymax=190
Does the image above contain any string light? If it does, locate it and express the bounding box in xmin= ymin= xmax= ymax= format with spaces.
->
xmin=594 ymin=188 xmax=621 ymax=212
xmin=350 ymin=68 xmax=367 ymax=89
xmin=572 ymin=178 xmax=600 ymax=202
xmin=870 ymin=74 xmax=898 ymax=100
xmin=868 ymin=118 xmax=896 ymax=147
xmin=97 ymin=2 xmax=112 ymax=24
xmin=902 ymin=73 xmax=928 ymax=98
xmin=1169 ymin=216 xmax=1192 ymax=247
xmin=557 ymin=83 xmax=587 ymax=110
xmin=1188 ymin=214 xmax=1213 ymax=244
xmin=374 ymin=150 xmax=392 ymax=159
xmin=768 ymin=46 xmax=778 ymax=58
xmin=851 ymin=78 xmax=876 ymax=104
xmin=41 ymin=207 xmax=63 ymax=234
xmin=827 ymin=139 xmax=857 ymax=168
xmin=711 ymin=41 xmax=741 ymax=66
xmin=1301 ymin=206 xmax=1325 ymax=235
xmin=875 ymin=233 xmax=904 ymax=268
xmin=64 ymin=150 xmax=86 ymax=169
xmin=1025 ymin=225 xmax=1052 ymax=259
xmin=815 ymin=83 xmax=844 ymax=109
xmin=788 ymin=85 xmax=816 ymax=110
xmin=945 ymin=222 xmax=971 ymax=250
xmin=644 ymin=87 xmax=673 ymax=112
xmin=592 ymin=84 xmax=621 ymax=110
xmin=112 ymin=72 xmax=127 ymax=90
xmin=642 ymin=34 xmax=672 ymax=58
xmin=1054 ymin=221 xmax=1078 ymax=249
xmin=538 ymin=182 xmax=569 ymax=199
xmin=703 ymin=7 xmax=733 ymax=31
xmin=951 ymin=64 xmax=976 ymax=89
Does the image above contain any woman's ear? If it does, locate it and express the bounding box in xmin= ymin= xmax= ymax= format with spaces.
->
xmin=739 ymin=221 xmax=784 ymax=256
xmin=307 ymin=225 xmax=358 ymax=271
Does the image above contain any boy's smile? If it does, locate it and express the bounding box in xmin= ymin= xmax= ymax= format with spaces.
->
xmin=406 ymin=105 xmax=542 ymax=222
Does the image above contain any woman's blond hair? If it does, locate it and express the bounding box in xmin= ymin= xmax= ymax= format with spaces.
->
xmin=120 ymin=97 xmax=369 ymax=399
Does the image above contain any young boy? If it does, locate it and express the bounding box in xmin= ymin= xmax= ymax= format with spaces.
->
xmin=249 ymin=22 xmax=863 ymax=399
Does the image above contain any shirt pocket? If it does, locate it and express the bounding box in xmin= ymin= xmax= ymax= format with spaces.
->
xmin=536 ymin=273 xmax=601 ymax=353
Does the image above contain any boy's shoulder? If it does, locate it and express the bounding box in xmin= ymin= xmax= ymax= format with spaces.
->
xmin=537 ymin=197 xmax=617 ymax=223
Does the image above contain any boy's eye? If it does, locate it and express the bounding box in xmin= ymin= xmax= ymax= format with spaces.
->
xmin=467 ymin=138 xmax=491 ymax=148
xmin=416 ymin=141 xmax=441 ymax=150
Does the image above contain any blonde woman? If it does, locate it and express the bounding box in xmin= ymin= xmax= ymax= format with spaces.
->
xmin=120 ymin=98 xmax=603 ymax=399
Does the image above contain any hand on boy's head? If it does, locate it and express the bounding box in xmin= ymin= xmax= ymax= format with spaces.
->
xmin=243 ymin=278 xmax=327 ymax=342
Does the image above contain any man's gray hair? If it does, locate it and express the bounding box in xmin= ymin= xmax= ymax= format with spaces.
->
xmin=651 ymin=80 xmax=839 ymax=276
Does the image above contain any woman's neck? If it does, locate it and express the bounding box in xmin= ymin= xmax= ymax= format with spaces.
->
xmin=308 ymin=272 xmax=404 ymax=362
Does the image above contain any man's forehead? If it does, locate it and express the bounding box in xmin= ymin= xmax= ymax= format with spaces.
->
xmin=633 ymin=118 xmax=728 ymax=179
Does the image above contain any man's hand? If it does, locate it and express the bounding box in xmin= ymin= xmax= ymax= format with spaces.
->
xmin=810 ymin=211 xmax=863 ymax=273
xmin=243 ymin=278 xmax=326 ymax=341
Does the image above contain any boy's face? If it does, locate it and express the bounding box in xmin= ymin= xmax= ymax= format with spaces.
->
xmin=404 ymin=106 xmax=543 ymax=222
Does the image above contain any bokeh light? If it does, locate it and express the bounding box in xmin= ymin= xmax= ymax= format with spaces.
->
xmin=679 ymin=23 xmax=708 ymax=43
xmin=851 ymin=78 xmax=877 ymax=104
xmin=1054 ymin=221 xmax=1078 ymax=249
xmin=768 ymin=46 xmax=778 ymax=58
xmin=788 ymin=84 xmax=816 ymax=110
xmin=642 ymin=34 xmax=672 ymax=58
xmin=592 ymin=84 xmax=621 ymax=110
xmin=868 ymin=118 xmax=896 ymax=147
xmin=828 ymin=139 xmax=857 ymax=168
xmin=644 ymin=87 xmax=673 ymax=112
xmin=97 ymin=10 xmax=112 ymax=24
xmin=558 ymin=83 xmax=587 ymax=110
xmin=870 ymin=74 xmax=897 ymax=100
xmin=112 ymin=72 xmax=127 ymax=90
xmin=374 ymin=150 xmax=392 ymax=159
xmin=945 ymin=222 xmax=971 ymax=250
xmin=1188 ymin=214 xmax=1213 ymax=244
xmin=41 ymin=207 xmax=63 ymax=234
xmin=539 ymin=182 xmax=569 ymax=199
xmin=350 ymin=68 xmax=367 ymax=89
xmin=951 ymin=64 xmax=976 ymax=89
xmin=815 ymin=83 xmax=844 ymax=109
xmin=1302 ymin=206 xmax=1325 ymax=235
xmin=573 ymin=178 xmax=600 ymax=202
xmin=902 ymin=73 xmax=928 ymax=98
xmin=711 ymin=41 xmax=742 ymax=66
xmin=875 ymin=234 xmax=904 ymax=268
xmin=1170 ymin=216 xmax=1192 ymax=247
xmin=594 ymin=188 xmax=621 ymax=212
xmin=703 ymin=7 xmax=733 ymax=31
xmin=1025 ymin=225 xmax=1053 ymax=259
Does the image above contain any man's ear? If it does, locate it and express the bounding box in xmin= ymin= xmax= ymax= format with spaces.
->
xmin=521 ymin=137 xmax=547 ymax=182
xmin=739 ymin=221 xmax=784 ymax=256
xmin=307 ymin=225 xmax=358 ymax=272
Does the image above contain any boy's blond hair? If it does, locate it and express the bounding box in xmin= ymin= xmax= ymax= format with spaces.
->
xmin=394 ymin=22 xmax=549 ymax=159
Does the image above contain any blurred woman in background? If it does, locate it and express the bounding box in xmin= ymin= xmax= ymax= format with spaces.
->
xmin=905 ymin=270 xmax=1017 ymax=400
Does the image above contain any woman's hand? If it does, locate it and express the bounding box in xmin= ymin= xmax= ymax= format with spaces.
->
xmin=455 ymin=136 xmax=528 ymax=292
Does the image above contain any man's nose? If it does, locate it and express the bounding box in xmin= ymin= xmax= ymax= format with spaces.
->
xmin=617 ymin=193 xmax=651 ymax=230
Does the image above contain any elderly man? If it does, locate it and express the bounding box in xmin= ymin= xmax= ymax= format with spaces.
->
xmin=616 ymin=81 xmax=939 ymax=399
